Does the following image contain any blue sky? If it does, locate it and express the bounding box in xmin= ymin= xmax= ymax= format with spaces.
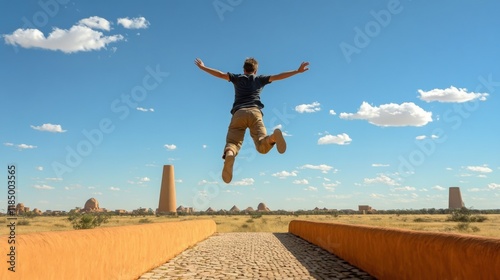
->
xmin=2 ymin=0 xmax=499 ymax=212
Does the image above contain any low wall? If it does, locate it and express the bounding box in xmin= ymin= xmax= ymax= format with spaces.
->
xmin=1 ymin=219 xmax=216 ymax=280
xmin=289 ymin=220 xmax=500 ymax=280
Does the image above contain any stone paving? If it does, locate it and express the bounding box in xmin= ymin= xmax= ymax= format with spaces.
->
xmin=139 ymin=232 xmax=375 ymax=280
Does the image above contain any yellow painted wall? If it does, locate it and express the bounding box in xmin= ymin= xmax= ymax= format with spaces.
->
xmin=289 ymin=220 xmax=500 ymax=280
xmin=1 ymin=219 xmax=216 ymax=280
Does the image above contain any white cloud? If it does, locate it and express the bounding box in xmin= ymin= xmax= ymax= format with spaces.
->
xmin=488 ymin=183 xmax=500 ymax=190
xmin=340 ymin=102 xmax=432 ymax=127
xmin=364 ymin=174 xmax=399 ymax=186
xmin=431 ymin=135 xmax=439 ymax=139
xmin=34 ymin=184 xmax=54 ymax=190
xmin=110 ymin=187 xmax=120 ymax=191
xmin=329 ymin=109 xmax=337 ymax=115
xmin=293 ymin=179 xmax=309 ymax=185
xmin=3 ymin=143 xmax=14 ymax=146
xmin=164 ymin=144 xmax=177 ymax=150
xmin=318 ymin=133 xmax=352 ymax=145
xmin=295 ymin=101 xmax=321 ymax=113
xmin=198 ymin=180 xmax=218 ymax=185
xmin=4 ymin=19 xmax=124 ymax=53
xmin=36 ymin=166 xmax=44 ymax=171
xmin=46 ymin=177 xmax=63 ymax=181
xmin=17 ymin=144 xmax=37 ymax=150
xmin=139 ymin=177 xmax=150 ymax=182
xmin=78 ymin=16 xmax=111 ymax=31
xmin=372 ymin=163 xmax=389 ymax=167
xmin=232 ymin=178 xmax=254 ymax=186
xmin=272 ymin=170 xmax=298 ymax=179
xmin=416 ymin=135 xmax=426 ymax=140
xmin=136 ymin=107 xmax=154 ymax=112
xmin=117 ymin=17 xmax=150 ymax=29
xmin=432 ymin=185 xmax=446 ymax=191
xmin=468 ymin=188 xmax=482 ymax=192
xmin=394 ymin=186 xmax=416 ymax=191
xmin=300 ymin=164 xmax=333 ymax=173
xmin=466 ymin=165 xmax=493 ymax=173
xmin=323 ymin=181 xmax=340 ymax=191
xmin=304 ymin=186 xmax=318 ymax=191
xmin=418 ymin=86 xmax=489 ymax=103
xmin=31 ymin=123 xmax=66 ymax=133
xmin=202 ymin=145 xmax=208 ymax=149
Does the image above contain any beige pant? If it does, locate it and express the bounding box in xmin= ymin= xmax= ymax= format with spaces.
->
xmin=223 ymin=107 xmax=274 ymax=158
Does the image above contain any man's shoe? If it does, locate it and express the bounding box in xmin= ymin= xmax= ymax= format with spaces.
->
xmin=222 ymin=155 xmax=235 ymax=183
xmin=273 ymin=129 xmax=286 ymax=154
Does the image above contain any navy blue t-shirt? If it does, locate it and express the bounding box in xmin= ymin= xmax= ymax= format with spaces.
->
xmin=228 ymin=73 xmax=272 ymax=114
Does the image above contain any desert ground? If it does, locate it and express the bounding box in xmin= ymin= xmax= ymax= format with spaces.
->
xmin=2 ymin=213 xmax=499 ymax=238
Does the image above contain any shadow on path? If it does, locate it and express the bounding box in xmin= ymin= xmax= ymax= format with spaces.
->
xmin=274 ymin=233 xmax=376 ymax=280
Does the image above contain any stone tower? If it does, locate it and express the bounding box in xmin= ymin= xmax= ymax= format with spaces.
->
xmin=449 ymin=187 xmax=465 ymax=209
xmin=158 ymin=165 xmax=177 ymax=214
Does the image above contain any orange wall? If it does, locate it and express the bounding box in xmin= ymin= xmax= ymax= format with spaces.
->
xmin=1 ymin=219 xmax=216 ymax=280
xmin=289 ymin=220 xmax=500 ymax=280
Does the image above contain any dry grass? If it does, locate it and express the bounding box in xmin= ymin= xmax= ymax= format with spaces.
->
xmin=1 ymin=214 xmax=499 ymax=238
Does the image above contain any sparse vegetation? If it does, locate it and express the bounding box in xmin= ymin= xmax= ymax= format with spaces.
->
xmin=139 ymin=218 xmax=153 ymax=224
xmin=68 ymin=213 xmax=110 ymax=230
xmin=2 ymin=211 xmax=500 ymax=238
xmin=17 ymin=220 xmax=30 ymax=226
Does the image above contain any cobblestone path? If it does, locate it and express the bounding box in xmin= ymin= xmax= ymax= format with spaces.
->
xmin=139 ymin=232 xmax=375 ymax=280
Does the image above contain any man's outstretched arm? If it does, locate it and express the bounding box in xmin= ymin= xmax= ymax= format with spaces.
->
xmin=269 ymin=62 xmax=309 ymax=82
xmin=195 ymin=58 xmax=229 ymax=81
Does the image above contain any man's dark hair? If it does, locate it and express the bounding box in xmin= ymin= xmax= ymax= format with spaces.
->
xmin=243 ymin=57 xmax=258 ymax=73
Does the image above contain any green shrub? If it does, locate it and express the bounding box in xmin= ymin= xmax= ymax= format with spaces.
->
xmin=68 ymin=213 xmax=110 ymax=230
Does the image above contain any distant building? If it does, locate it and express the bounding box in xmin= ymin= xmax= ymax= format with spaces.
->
xmin=358 ymin=205 xmax=375 ymax=214
xmin=449 ymin=187 xmax=465 ymax=209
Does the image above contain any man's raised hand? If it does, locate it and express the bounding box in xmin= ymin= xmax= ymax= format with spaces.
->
xmin=298 ymin=62 xmax=310 ymax=73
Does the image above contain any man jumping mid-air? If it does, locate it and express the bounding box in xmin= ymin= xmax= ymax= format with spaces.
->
xmin=195 ymin=57 xmax=309 ymax=183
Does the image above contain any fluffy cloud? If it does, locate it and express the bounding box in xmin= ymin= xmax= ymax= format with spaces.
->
xmin=466 ymin=165 xmax=493 ymax=173
xmin=340 ymin=102 xmax=432 ymax=127
xmin=293 ymin=179 xmax=309 ymax=185
xmin=432 ymin=185 xmax=446 ymax=191
xmin=78 ymin=16 xmax=111 ymax=31
xmin=488 ymin=183 xmax=500 ymax=190
xmin=418 ymin=86 xmax=488 ymax=103
xmin=31 ymin=123 xmax=66 ymax=133
xmin=232 ymin=178 xmax=255 ymax=186
xmin=295 ymin=102 xmax=321 ymax=113
xmin=300 ymin=164 xmax=334 ymax=174
xmin=363 ymin=174 xmax=399 ymax=186
xmin=17 ymin=144 xmax=37 ymax=150
xmin=329 ymin=109 xmax=337 ymax=115
xmin=33 ymin=184 xmax=54 ymax=190
xmin=372 ymin=163 xmax=389 ymax=167
xmin=4 ymin=19 xmax=124 ymax=53
xmin=136 ymin=107 xmax=154 ymax=112
xmin=110 ymin=187 xmax=120 ymax=191
xmin=394 ymin=186 xmax=416 ymax=191
xmin=164 ymin=144 xmax=177 ymax=150
xmin=117 ymin=17 xmax=150 ymax=29
xmin=304 ymin=186 xmax=318 ymax=191
xmin=318 ymin=133 xmax=352 ymax=145
xmin=272 ymin=170 xmax=298 ymax=179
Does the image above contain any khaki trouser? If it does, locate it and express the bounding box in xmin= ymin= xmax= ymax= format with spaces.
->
xmin=223 ymin=107 xmax=274 ymax=158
